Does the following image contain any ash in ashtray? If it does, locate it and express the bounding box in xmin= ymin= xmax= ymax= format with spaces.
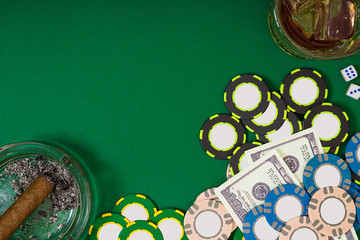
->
xmin=3 ymin=155 xmax=79 ymax=212
xmin=0 ymin=155 xmax=80 ymax=239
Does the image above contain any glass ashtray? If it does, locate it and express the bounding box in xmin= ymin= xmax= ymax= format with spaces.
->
xmin=0 ymin=142 xmax=91 ymax=240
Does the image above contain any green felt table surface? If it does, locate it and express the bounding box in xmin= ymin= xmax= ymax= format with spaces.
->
xmin=0 ymin=0 xmax=359 ymax=239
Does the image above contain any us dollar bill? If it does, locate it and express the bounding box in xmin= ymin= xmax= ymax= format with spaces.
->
xmin=215 ymin=150 xmax=300 ymax=230
xmin=245 ymin=127 xmax=323 ymax=184
xmin=330 ymin=227 xmax=358 ymax=240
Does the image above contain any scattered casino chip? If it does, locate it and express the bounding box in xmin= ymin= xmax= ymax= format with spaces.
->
xmin=303 ymin=103 xmax=349 ymax=149
xmin=256 ymin=111 xmax=302 ymax=143
xmin=184 ymin=199 xmax=233 ymax=240
xmin=112 ymin=194 xmax=157 ymax=222
xmin=280 ymin=68 xmax=328 ymax=114
xmin=89 ymin=213 xmax=130 ymax=240
xmin=264 ymin=184 xmax=310 ymax=232
xmin=308 ymin=186 xmax=356 ymax=236
xmin=194 ymin=187 xmax=237 ymax=233
xmin=243 ymin=205 xmax=280 ymax=240
xmin=229 ymin=142 xmax=262 ymax=175
xmin=119 ymin=220 xmax=164 ymax=240
xmin=199 ymin=114 xmax=246 ymax=159
xmin=303 ymin=154 xmax=351 ymax=195
xmin=345 ymin=132 xmax=360 ymax=176
xmin=279 ymin=216 xmax=327 ymax=240
xmin=224 ymin=74 xmax=271 ymax=119
xmin=195 ymin=187 xmax=218 ymax=202
xmin=150 ymin=209 xmax=187 ymax=240
xmin=242 ymin=91 xmax=287 ymax=135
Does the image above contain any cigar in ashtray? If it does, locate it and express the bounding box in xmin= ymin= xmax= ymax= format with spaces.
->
xmin=0 ymin=174 xmax=54 ymax=240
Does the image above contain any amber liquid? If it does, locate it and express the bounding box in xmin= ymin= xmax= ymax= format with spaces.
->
xmin=280 ymin=0 xmax=340 ymax=49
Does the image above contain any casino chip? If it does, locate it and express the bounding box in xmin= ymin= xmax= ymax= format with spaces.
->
xmin=150 ymin=209 xmax=187 ymax=240
xmin=112 ymin=194 xmax=157 ymax=222
xmin=303 ymin=154 xmax=351 ymax=195
xmin=345 ymin=132 xmax=360 ymax=176
xmin=224 ymin=74 xmax=271 ymax=119
xmin=303 ymin=103 xmax=349 ymax=149
xmin=242 ymin=91 xmax=287 ymax=135
xmin=280 ymin=68 xmax=328 ymax=114
xmin=199 ymin=114 xmax=246 ymax=159
xmin=119 ymin=220 xmax=164 ymax=240
xmin=279 ymin=216 xmax=327 ymax=240
xmin=264 ymin=184 xmax=310 ymax=232
xmin=256 ymin=111 xmax=302 ymax=143
xmin=194 ymin=188 xmax=237 ymax=232
xmin=243 ymin=205 xmax=280 ymax=240
xmin=184 ymin=199 xmax=233 ymax=240
xmin=308 ymin=186 xmax=356 ymax=236
xmin=89 ymin=213 xmax=130 ymax=240
xmin=229 ymin=142 xmax=262 ymax=175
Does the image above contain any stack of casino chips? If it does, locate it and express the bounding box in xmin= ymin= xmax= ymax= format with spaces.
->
xmin=186 ymin=132 xmax=360 ymax=240
xmin=88 ymin=193 xmax=187 ymax=240
xmin=199 ymin=68 xmax=349 ymax=179
xmin=240 ymin=133 xmax=360 ymax=240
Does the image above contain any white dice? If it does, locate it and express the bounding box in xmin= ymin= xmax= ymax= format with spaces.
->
xmin=346 ymin=83 xmax=360 ymax=100
xmin=341 ymin=65 xmax=358 ymax=82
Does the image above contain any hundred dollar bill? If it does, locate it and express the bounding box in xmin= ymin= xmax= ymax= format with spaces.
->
xmin=215 ymin=150 xmax=300 ymax=230
xmin=245 ymin=127 xmax=323 ymax=184
xmin=330 ymin=227 xmax=358 ymax=240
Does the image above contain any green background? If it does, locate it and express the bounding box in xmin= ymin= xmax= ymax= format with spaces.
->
xmin=0 ymin=0 xmax=359 ymax=239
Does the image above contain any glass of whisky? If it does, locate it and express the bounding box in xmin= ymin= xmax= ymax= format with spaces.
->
xmin=269 ymin=0 xmax=360 ymax=60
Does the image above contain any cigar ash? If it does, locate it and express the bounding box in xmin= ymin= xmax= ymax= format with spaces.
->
xmin=0 ymin=155 xmax=79 ymax=239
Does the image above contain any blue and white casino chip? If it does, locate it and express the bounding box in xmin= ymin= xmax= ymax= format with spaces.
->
xmin=346 ymin=132 xmax=360 ymax=176
xmin=243 ymin=205 xmax=280 ymax=240
xmin=263 ymin=184 xmax=310 ymax=232
xmin=303 ymin=154 xmax=351 ymax=195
